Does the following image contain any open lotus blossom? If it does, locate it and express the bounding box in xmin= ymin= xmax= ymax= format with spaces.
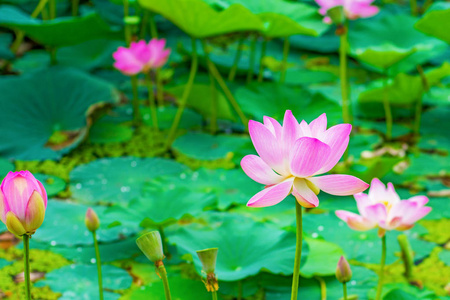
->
xmin=113 ymin=39 xmax=171 ymax=75
xmin=241 ymin=111 xmax=369 ymax=208
xmin=0 ymin=171 xmax=47 ymax=236
xmin=336 ymin=178 xmax=432 ymax=237
xmin=315 ymin=0 xmax=379 ymax=23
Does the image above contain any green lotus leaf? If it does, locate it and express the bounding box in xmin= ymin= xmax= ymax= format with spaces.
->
xmin=170 ymin=213 xmax=308 ymax=281
xmin=0 ymin=33 xmax=14 ymax=59
xmin=69 ymin=157 xmax=188 ymax=204
xmin=349 ymin=14 xmax=447 ymax=73
xmin=172 ymin=132 xmax=251 ymax=161
xmin=300 ymin=237 xmax=345 ymax=277
xmin=0 ymin=67 xmax=119 ymax=160
xmin=138 ymin=0 xmax=263 ymax=38
xmin=34 ymin=173 xmax=66 ymax=197
xmin=35 ymin=264 xmax=132 ymax=300
xmin=358 ymin=62 xmax=450 ymax=105
xmin=143 ymin=167 xmax=262 ymax=209
xmin=0 ymin=6 xmax=121 ymax=47
xmin=32 ymin=200 xmax=140 ymax=246
xmin=0 ymin=158 xmax=14 ymax=178
xmin=104 ymin=187 xmax=216 ymax=228
xmin=88 ymin=121 xmax=134 ymax=144
xmin=415 ymin=2 xmax=450 ymax=43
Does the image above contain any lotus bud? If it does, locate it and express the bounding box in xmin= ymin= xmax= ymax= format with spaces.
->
xmin=136 ymin=231 xmax=165 ymax=263
xmin=0 ymin=171 xmax=47 ymax=236
xmin=197 ymin=248 xmax=219 ymax=292
xmin=85 ymin=208 xmax=100 ymax=233
xmin=327 ymin=6 xmax=345 ymax=25
xmin=336 ymin=256 xmax=352 ymax=283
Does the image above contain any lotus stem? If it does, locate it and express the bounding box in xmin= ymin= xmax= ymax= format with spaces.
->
xmin=237 ymin=280 xmax=243 ymax=300
xmin=315 ymin=276 xmax=326 ymax=300
xmin=339 ymin=24 xmax=351 ymax=125
xmin=149 ymin=13 xmax=158 ymax=38
xmin=49 ymin=0 xmax=56 ymax=19
xmin=158 ymin=226 xmax=170 ymax=259
xmin=145 ymin=73 xmax=159 ymax=130
xmin=201 ymin=40 xmax=218 ymax=134
xmin=228 ymin=38 xmax=243 ymax=82
xmin=257 ymin=39 xmax=267 ymax=82
xmin=156 ymin=261 xmax=172 ymax=300
xmin=397 ymin=234 xmax=414 ymax=280
xmin=206 ymin=58 xmax=248 ymax=130
xmin=166 ymin=37 xmax=198 ymax=148
xmin=212 ymin=291 xmax=218 ymax=300
xmin=375 ymin=235 xmax=386 ymax=300
xmin=343 ymin=282 xmax=348 ymax=300
xmin=156 ymin=70 xmax=164 ymax=106
xmin=23 ymin=235 xmax=31 ymax=300
xmin=72 ymin=0 xmax=79 ymax=16
xmin=280 ymin=37 xmax=290 ymax=83
xmin=246 ymin=35 xmax=257 ymax=84
xmin=140 ymin=11 xmax=149 ymax=39
xmin=290 ymin=201 xmax=303 ymax=300
xmin=92 ymin=231 xmax=104 ymax=300
xmin=123 ymin=0 xmax=131 ymax=45
xmin=382 ymin=71 xmax=393 ymax=141
xmin=131 ymin=75 xmax=141 ymax=125
xmin=415 ymin=65 xmax=429 ymax=136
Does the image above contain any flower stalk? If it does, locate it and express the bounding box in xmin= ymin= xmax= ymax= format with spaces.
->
xmin=338 ymin=24 xmax=351 ymax=125
xmin=280 ymin=37 xmax=290 ymax=83
xmin=257 ymin=39 xmax=267 ymax=82
xmin=145 ymin=73 xmax=159 ymax=130
xmin=201 ymin=40 xmax=218 ymax=134
xmin=375 ymin=235 xmax=386 ymax=300
xmin=290 ymin=201 xmax=303 ymax=300
xmin=156 ymin=261 xmax=172 ymax=300
xmin=131 ymin=75 xmax=141 ymax=125
xmin=23 ymin=235 xmax=31 ymax=300
xmin=93 ymin=231 xmax=104 ymax=300
xmin=228 ymin=38 xmax=244 ymax=82
xmin=246 ymin=35 xmax=257 ymax=84
xmin=382 ymin=71 xmax=393 ymax=141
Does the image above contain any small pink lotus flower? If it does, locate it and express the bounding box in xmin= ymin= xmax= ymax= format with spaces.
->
xmin=241 ymin=111 xmax=369 ymax=208
xmin=336 ymin=178 xmax=431 ymax=237
xmin=315 ymin=0 xmax=379 ymax=23
xmin=113 ymin=39 xmax=171 ymax=75
xmin=0 ymin=171 xmax=47 ymax=236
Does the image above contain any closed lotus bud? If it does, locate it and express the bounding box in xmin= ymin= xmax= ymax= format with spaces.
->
xmin=336 ymin=256 xmax=352 ymax=283
xmin=85 ymin=208 xmax=100 ymax=233
xmin=0 ymin=171 xmax=47 ymax=236
xmin=136 ymin=231 xmax=165 ymax=263
xmin=197 ymin=248 xmax=219 ymax=292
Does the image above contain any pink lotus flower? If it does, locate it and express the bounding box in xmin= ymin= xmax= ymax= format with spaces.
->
xmin=315 ymin=0 xmax=379 ymax=23
xmin=241 ymin=111 xmax=369 ymax=208
xmin=113 ymin=39 xmax=171 ymax=75
xmin=336 ymin=178 xmax=431 ymax=237
xmin=0 ymin=171 xmax=47 ymax=236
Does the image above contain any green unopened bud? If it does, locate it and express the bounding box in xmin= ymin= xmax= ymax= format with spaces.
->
xmin=327 ymin=6 xmax=345 ymax=25
xmin=196 ymin=248 xmax=218 ymax=274
xmin=85 ymin=208 xmax=100 ymax=233
xmin=136 ymin=231 xmax=165 ymax=263
xmin=336 ymin=256 xmax=352 ymax=283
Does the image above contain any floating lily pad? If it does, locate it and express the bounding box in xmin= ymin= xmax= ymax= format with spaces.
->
xmin=125 ymin=276 xmax=209 ymax=300
xmin=143 ymin=167 xmax=262 ymax=209
xmin=104 ymin=188 xmax=215 ymax=228
xmin=139 ymin=0 xmax=263 ymax=38
xmin=170 ymin=213 xmax=308 ymax=281
xmin=88 ymin=121 xmax=134 ymax=144
xmin=34 ymin=174 xmax=66 ymax=197
xmin=300 ymin=237 xmax=344 ymax=277
xmin=0 ymin=67 xmax=119 ymax=160
xmin=0 ymin=6 xmax=121 ymax=47
xmin=415 ymin=2 xmax=450 ymax=44
xmin=405 ymin=153 xmax=449 ymax=177
xmin=32 ymin=200 xmax=140 ymax=246
xmin=172 ymin=132 xmax=251 ymax=161
xmin=70 ymin=157 xmax=188 ymax=204
xmin=36 ymin=264 xmax=132 ymax=300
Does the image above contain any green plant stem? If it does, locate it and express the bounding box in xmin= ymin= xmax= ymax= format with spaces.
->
xmin=206 ymin=58 xmax=248 ymax=129
xmin=212 ymin=291 xmax=218 ymax=300
xmin=246 ymin=35 xmax=257 ymax=84
xmin=123 ymin=0 xmax=131 ymax=45
xmin=315 ymin=276 xmax=326 ymax=300
xmin=397 ymin=234 xmax=414 ymax=280
xmin=343 ymin=282 xmax=348 ymax=300
xmin=72 ymin=0 xmax=79 ymax=16
xmin=149 ymin=13 xmax=158 ymax=38
xmin=131 ymin=75 xmax=141 ymax=125
xmin=280 ymin=37 xmax=290 ymax=83
xmin=145 ymin=73 xmax=158 ymax=130
xmin=93 ymin=232 xmax=104 ymax=300
xmin=290 ymin=202 xmax=303 ymax=300
xmin=201 ymin=40 xmax=218 ymax=134
xmin=156 ymin=70 xmax=164 ymax=106
xmin=382 ymin=71 xmax=393 ymax=141
xmin=49 ymin=48 xmax=57 ymax=65
xmin=157 ymin=263 xmax=172 ymax=300
xmin=228 ymin=38 xmax=243 ymax=82
xmin=159 ymin=226 xmax=169 ymax=258
xmin=238 ymin=280 xmax=243 ymax=300
xmin=23 ymin=235 xmax=31 ymax=300
xmin=375 ymin=235 xmax=387 ymax=300
xmin=415 ymin=65 xmax=429 ymax=136
xmin=165 ymin=38 xmax=198 ymax=148
xmin=339 ymin=25 xmax=351 ymax=125
xmin=257 ymin=39 xmax=267 ymax=82
xmin=49 ymin=0 xmax=56 ymax=19
xmin=10 ymin=0 xmax=49 ymax=54
xmin=140 ymin=11 xmax=149 ymax=39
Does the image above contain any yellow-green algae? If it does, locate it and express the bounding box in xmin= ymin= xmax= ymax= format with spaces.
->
xmin=421 ymin=219 xmax=450 ymax=244
xmin=0 ymin=247 xmax=70 ymax=299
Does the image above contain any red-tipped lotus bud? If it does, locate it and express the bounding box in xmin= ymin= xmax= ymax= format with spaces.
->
xmin=336 ymin=256 xmax=352 ymax=283
xmin=85 ymin=208 xmax=100 ymax=233
xmin=0 ymin=171 xmax=47 ymax=236
xmin=136 ymin=231 xmax=165 ymax=263
xmin=197 ymin=248 xmax=219 ymax=292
